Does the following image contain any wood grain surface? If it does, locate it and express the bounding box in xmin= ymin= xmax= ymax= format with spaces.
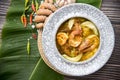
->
xmin=0 ymin=0 xmax=120 ymax=80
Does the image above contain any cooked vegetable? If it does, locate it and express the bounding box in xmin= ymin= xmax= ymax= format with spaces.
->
xmin=81 ymin=21 xmax=98 ymax=35
xmin=62 ymin=53 xmax=83 ymax=62
xmin=68 ymin=18 xmax=74 ymax=30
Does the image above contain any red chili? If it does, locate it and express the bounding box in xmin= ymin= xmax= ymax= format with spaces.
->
xmin=21 ymin=14 xmax=27 ymax=27
xmin=23 ymin=15 xmax=27 ymax=27
xmin=32 ymin=3 xmax=36 ymax=12
xmin=30 ymin=13 xmax=33 ymax=25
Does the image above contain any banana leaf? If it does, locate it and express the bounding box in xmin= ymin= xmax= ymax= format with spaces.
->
xmin=0 ymin=0 xmax=102 ymax=80
xmin=76 ymin=0 xmax=102 ymax=8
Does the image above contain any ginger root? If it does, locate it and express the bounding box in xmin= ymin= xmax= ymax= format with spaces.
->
xmin=36 ymin=9 xmax=52 ymax=15
xmin=35 ymin=1 xmax=56 ymax=29
xmin=34 ymin=0 xmax=76 ymax=29
xmin=34 ymin=15 xmax=47 ymax=22
xmin=55 ymin=0 xmax=76 ymax=7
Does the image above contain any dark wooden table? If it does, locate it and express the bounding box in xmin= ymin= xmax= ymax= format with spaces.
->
xmin=0 ymin=0 xmax=120 ymax=80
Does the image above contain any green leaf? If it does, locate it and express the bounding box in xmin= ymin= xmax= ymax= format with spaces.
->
xmin=35 ymin=0 xmax=39 ymax=11
xmin=0 ymin=0 xmax=102 ymax=80
xmin=25 ymin=0 xmax=30 ymax=11
xmin=76 ymin=0 xmax=102 ymax=8
xmin=25 ymin=0 xmax=30 ymax=7
xmin=0 ymin=0 xmax=63 ymax=80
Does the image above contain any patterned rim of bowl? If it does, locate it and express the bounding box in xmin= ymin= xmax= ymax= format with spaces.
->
xmin=40 ymin=3 xmax=115 ymax=76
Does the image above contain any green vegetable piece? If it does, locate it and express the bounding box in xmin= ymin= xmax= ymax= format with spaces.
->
xmin=35 ymin=0 xmax=39 ymax=11
xmin=76 ymin=0 xmax=102 ymax=8
xmin=25 ymin=0 xmax=29 ymax=7
xmin=27 ymin=39 xmax=30 ymax=55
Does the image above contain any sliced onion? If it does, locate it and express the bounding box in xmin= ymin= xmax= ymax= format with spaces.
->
xmin=62 ymin=53 xmax=83 ymax=62
xmin=68 ymin=18 xmax=74 ymax=30
xmin=81 ymin=21 xmax=98 ymax=35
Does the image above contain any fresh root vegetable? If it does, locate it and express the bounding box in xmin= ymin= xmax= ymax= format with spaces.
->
xmin=40 ymin=2 xmax=57 ymax=11
xmin=36 ymin=23 xmax=44 ymax=28
xmin=34 ymin=17 xmax=50 ymax=28
xmin=45 ymin=0 xmax=53 ymax=4
xmin=34 ymin=15 xmax=47 ymax=22
xmin=34 ymin=1 xmax=57 ymax=29
xmin=55 ymin=0 xmax=76 ymax=7
xmin=21 ymin=14 xmax=27 ymax=27
xmin=36 ymin=9 xmax=52 ymax=15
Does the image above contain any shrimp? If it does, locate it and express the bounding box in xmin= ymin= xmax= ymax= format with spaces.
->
xmin=68 ymin=19 xmax=83 ymax=47
xmin=57 ymin=32 xmax=68 ymax=46
xmin=68 ymin=18 xmax=81 ymax=30
xmin=71 ymin=18 xmax=82 ymax=30
xmin=69 ymin=29 xmax=82 ymax=47
xmin=79 ymin=35 xmax=99 ymax=52
xmin=80 ymin=48 xmax=97 ymax=61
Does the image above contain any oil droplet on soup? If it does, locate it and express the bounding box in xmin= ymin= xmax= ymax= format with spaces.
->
xmin=56 ymin=17 xmax=100 ymax=62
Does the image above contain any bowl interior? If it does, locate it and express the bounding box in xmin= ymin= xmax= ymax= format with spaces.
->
xmin=55 ymin=16 xmax=101 ymax=64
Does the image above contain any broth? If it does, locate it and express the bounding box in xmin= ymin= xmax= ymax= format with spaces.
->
xmin=56 ymin=17 xmax=100 ymax=62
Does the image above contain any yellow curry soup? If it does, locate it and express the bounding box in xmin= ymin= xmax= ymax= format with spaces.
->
xmin=56 ymin=17 xmax=100 ymax=62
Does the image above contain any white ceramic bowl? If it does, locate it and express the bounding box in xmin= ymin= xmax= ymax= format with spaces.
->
xmin=40 ymin=3 xmax=115 ymax=76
